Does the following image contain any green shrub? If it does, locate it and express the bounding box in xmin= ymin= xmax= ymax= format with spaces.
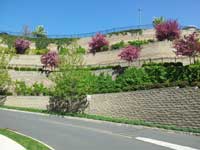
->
xmin=59 ymin=47 xmax=69 ymax=55
xmin=15 ymin=81 xmax=32 ymax=96
xmin=76 ymin=46 xmax=86 ymax=54
xmin=15 ymin=81 xmax=51 ymax=96
xmin=100 ymin=45 xmax=109 ymax=52
xmin=26 ymin=49 xmax=49 ymax=55
xmin=0 ymin=47 xmax=15 ymax=54
xmin=92 ymin=73 xmax=117 ymax=93
xmin=111 ymin=41 xmax=125 ymax=50
xmin=32 ymin=82 xmax=50 ymax=96
xmin=0 ymin=52 xmax=12 ymax=95
xmin=185 ymin=64 xmax=200 ymax=84
xmin=128 ymin=40 xmax=149 ymax=47
xmin=143 ymin=65 xmax=167 ymax=83
xmin=116 ymin=67 xmax=151 ymax=89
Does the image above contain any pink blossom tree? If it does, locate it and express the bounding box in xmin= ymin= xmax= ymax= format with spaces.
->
xmin=89 ymin=33 xmax=109 ymax=54
xmin=15 ymin=38 xmax=30 ymax=54
xmin=174 ymin=32 xmax=200 ymax=57
xmin=155 ymin=20 xmax=180 ymax=41
xmin=118 ymin=45 xmax=140 ymax=64
xmin=41 ymin=51 xmax=59 ymax=70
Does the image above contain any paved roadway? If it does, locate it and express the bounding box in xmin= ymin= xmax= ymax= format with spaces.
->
xmin=0 ymin=109 xmax=199 ymax=150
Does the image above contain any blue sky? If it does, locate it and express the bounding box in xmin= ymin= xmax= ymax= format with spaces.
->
xmin=1 ymin=0 xmax=200 ymax=35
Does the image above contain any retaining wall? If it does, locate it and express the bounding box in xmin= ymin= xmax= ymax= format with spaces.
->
xmin=86 ymin=87 xmax=200 ymax=129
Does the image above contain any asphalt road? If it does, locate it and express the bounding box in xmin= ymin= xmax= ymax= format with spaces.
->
xmin=0 ymin=109 xmax=199 ymax=150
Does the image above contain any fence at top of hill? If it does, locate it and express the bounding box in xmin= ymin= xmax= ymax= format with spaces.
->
xmin=0 ymin=24 xmax=154 ymax=38
xmin=0 ymin=24 xmax=195 ymax=38
xmin=0 ymin=24 xmax=162 ymax=39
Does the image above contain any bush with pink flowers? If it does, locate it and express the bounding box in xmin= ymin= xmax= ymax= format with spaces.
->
xmin=174 ymin=32 xmax=200 ymax=57
xmin=41 ymin=51 xmax=59 ymax=69
xmin=14 ymin=38 xmax=30 ymax=54
xmin=118 ymin=45 xmax=140 ymax=63
xmin=155 ymin=20 xmax=180 ymax=41
xmin=89 ymin=33 xmax=109 ymax=54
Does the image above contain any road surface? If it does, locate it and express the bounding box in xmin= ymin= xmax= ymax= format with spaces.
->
xmin=0 ymin=109 xmax=199 ymax=150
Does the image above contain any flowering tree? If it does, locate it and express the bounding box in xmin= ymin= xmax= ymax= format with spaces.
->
xmin=41 ymin=51 xmax=59 ymax=70
xmin=155 ymin=20 xmax=180 ymax=41
xmin=174 ymin=32 xmax=200 ymax=57
xmin=89 ymin=33 xmax=109 ymax=54
xmin=14 ymin=39 xmax=30 ymax=54
xmin=118 ymin=45 xmax=140 ymax=64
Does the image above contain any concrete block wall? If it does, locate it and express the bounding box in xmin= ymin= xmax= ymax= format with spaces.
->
xmin=86 ymin=87 xmax=200 ymax=128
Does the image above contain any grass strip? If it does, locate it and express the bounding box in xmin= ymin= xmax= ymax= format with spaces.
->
xmin=0 ymin=105 xmax=200 ymax=134
xmin=0 ymin=128 xmax=50 ymax=150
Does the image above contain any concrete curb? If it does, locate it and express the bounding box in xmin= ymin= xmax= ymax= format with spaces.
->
xmin=7 ymin=129 xmax=55 ymax=150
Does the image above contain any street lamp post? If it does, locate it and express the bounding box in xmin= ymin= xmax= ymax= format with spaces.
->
xmin=138 ymin=8 xmax=142 ymax=28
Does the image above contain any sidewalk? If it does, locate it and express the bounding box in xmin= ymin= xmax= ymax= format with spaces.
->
xmin=0 ymin=134 xmax=25 ymax=150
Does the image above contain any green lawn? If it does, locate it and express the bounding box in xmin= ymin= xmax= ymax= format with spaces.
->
xmin=0 ymin=128 xmax=50 ymax=150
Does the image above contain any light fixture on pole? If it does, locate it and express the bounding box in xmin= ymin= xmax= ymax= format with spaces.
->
xmin=138 ymin=8 xmax=142 ymax=28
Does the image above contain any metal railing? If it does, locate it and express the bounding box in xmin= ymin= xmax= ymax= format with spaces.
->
xmin=0 ymin=24 xmax=154 ymax=38
xmin=0 ymin=24 xmax=193 ymax=38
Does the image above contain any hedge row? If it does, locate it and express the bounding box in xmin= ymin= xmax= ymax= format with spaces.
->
xmin=12 ymin=62 xmax=200 ymax=96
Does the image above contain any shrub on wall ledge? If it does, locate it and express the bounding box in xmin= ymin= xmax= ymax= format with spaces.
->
xmin=89 ymin=33 xmax=109 ymax=54
xmin=14 ymin=38 xmax=30 ymax=54
xmin=155 ymin=20 xmax=180 ymax=41
xmin=118 ymin=45 xmax=140 ymax=64
xmin=174 ymin=32 xmax=200 ymax=57
xmin=41 ymin=51 xmax=59 ymax=70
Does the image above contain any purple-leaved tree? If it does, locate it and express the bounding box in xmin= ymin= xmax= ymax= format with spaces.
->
xmin=89 ymin=33 xmax=109 ymax=54
xmin=118 ymin=45 xmax=140 ymax=65
xmin=41 ymin=51 xmax=59 ymax=70
xmin=15 ymin=38 xmax=30 ymax=54
xmin=155 ymin=20 xmax=180 ymax=41
xmin=174 ymin=32 xmax=200 ymax=58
